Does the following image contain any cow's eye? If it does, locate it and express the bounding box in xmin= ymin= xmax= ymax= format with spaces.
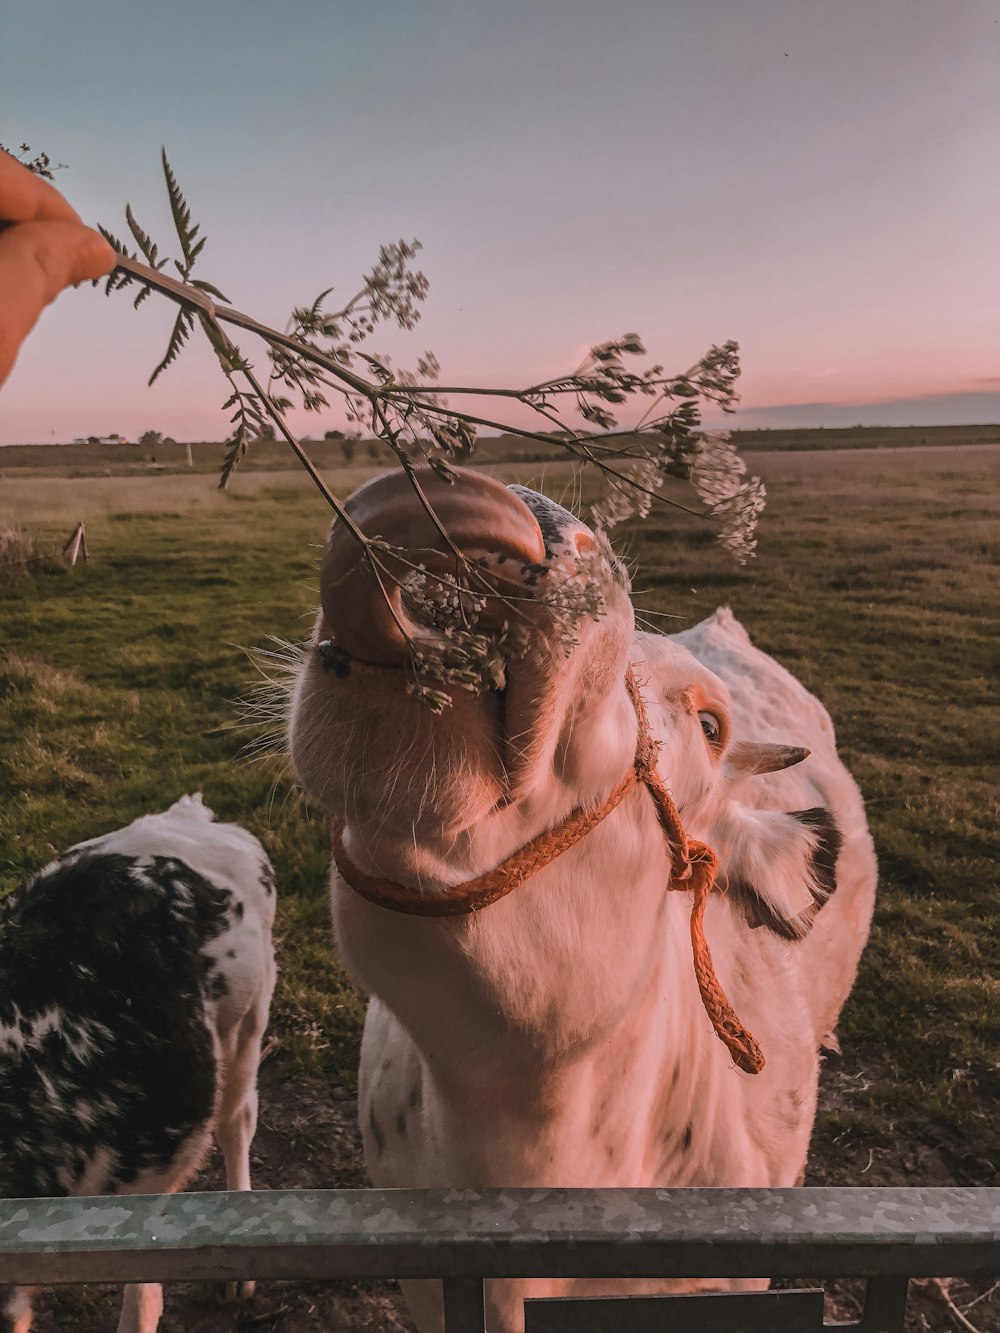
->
xmin=699 ymin=711 xmax=722 ymax=746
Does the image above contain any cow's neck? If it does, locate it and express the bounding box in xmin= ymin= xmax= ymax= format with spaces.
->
xmin=333 ymin=779 xmax=678 ymax=1078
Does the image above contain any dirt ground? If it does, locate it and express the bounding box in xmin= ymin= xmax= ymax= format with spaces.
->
xmin=28 ymin=1049 xmax=998 ymax=1333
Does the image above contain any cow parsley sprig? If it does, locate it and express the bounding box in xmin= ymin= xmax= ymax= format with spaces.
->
xmin=96 ymin=152 xmax=765 ymax=704
xmin=393 ymin=550 xmax=610 ymax=712
xmin=689 ymin=431 xmax=767 ymax=563
xmin=101 ymin=154 xmax=760 ymax=552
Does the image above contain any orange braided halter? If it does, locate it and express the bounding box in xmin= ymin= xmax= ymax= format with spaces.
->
xmin=332 ymin=665 xmax=765 ymax=1075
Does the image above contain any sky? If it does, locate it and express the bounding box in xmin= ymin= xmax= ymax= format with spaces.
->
xmin=2 ymin=0 xmax=997 ymax=444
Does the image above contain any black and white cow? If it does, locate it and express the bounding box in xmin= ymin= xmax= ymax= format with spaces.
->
xmin=0 ymin=794 xmax=276 ymax=1333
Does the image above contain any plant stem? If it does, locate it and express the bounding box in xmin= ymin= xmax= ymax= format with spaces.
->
xmin=113 ymin=256 xmax=707 ymax=408
xmin=114 ymin=255 xmax=375 ymax=397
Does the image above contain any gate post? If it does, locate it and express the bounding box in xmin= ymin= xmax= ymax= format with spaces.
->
xmin=443 ymin=1277 xmax=486 ymax=1333
xmin=853 ymin=1276 xmax=909 ymax=1332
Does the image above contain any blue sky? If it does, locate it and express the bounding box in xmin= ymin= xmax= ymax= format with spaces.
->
xmin=2 ymin=0 xmax=997 ymax=442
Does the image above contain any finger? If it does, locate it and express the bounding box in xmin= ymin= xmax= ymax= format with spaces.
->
xmin=0 ymin=149 xmax=83 ymax=225
xmin=0 ymin=220 xmax=116 ymax=386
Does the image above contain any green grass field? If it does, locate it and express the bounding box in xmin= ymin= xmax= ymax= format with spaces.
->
xmin=1 ymin=439 xmax=997 ymax=1181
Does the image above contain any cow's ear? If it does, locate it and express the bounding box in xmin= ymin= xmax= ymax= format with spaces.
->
xmin=712 ymin=805 xmax=842 ymax=941
xmin=726 ymin=740 xmax=810 ymax=776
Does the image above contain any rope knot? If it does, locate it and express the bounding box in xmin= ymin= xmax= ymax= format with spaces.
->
xmin=685 ymin=839 xmax=719 ymax=893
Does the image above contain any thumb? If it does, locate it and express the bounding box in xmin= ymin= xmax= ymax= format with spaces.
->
xmin=0 ymin=220 xmax=116 ymax=385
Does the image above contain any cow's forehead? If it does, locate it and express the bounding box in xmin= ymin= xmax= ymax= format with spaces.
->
xmin=508 ymin=486 xmax=591 ymax=558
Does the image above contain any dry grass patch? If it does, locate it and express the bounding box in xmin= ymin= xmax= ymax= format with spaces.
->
xmin=0 ymin=522 xmax=63 ymax=580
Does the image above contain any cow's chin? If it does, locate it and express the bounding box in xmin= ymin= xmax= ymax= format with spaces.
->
xmin=288 ymin=639 xmax=507 ymax=846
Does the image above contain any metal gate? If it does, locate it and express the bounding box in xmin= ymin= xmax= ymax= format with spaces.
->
xmin=2 ymin=1186 xmax=997 ymax=1331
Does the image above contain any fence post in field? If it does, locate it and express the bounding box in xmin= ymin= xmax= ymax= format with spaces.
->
xmin=185 ymin=441 xmax=193 ymax=467
xmin=62 ymin=522 xmax=88 ymax=566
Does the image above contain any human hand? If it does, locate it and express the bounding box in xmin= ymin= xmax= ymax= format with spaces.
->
xmin=0 ymin=151 xmax=116 ymax=386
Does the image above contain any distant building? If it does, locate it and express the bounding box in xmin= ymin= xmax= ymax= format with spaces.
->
xmin=72 ymin=434 xmax=132 ymax=445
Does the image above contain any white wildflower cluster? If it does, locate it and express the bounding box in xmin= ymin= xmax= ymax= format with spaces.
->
xmin=400 ymin=565 xmax=508 ymax=712
xmin=394 ymin=548 xmax=609 ymax=713
xmin=590 ymin=457 xmax=665 ymax=531
xmin=690 ymin=431 xmax=766 ymax=564
xmin=342 ymin=349 xmax=476 ymax=479
xmin=364 ymin=240 xmax=430 ymax=332
xmin=504 ymin=549 xmax=609 ymax=662
xmin=405 ymin=628 xmax=509 ymax=714
xmin=400 ymin=566 xmax=489 ymax=634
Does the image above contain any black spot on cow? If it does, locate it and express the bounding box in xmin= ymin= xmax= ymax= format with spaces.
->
xmin=207 ymin=973 xmax=229 ymax=1001
xmin=509 ymin=486 xmax=577 ymax=559
xmin=407 ymin=1072 xmax=422 ymax=1112
xmin=0 ymin=851 xmax=235 ymax=1200
xmin=682 ymin=1124 xmax=693 ymax=1151
xmin=368 ymin=1104 xmax=386 ymax=1156
xmin=318 ymin=639 xmax=352 ymax=678
xmin=732 ymin=883 xmax=803 ymax=942
xmin=790 ymin=808 xmax=842 ymax=907
xmin=259 ymin=860 xmax=277 ymax=898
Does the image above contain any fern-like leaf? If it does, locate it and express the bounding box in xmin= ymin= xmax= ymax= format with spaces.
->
xmin=97 ymin=224 xmax=131 ymax=256
xmin=148 ymin=308 xmax=194 ymax=386
xmin=124 ymin=204 xmax=159 ymax=267
xmin=219 ymin=419 xmax=250 ymax=490
xmin=307 ymin=287 xmax=334 ymax=322
xmin=189 ymin=277 xmax=230 ymax=303
xmin=161 ymin=148 xmax=199 ymax=275
xmin=97 ymin=225 xmax=137 ymax=293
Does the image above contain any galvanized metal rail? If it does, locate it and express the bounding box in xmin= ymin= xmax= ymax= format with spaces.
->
xmin=1 ymin=1187 xmax=997 ymax=1331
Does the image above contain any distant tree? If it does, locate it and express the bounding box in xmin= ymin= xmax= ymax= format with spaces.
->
xmin=324 ymin=429 xmax=345 ymax=440
xmin=86 ymin=435 xmax=100 ymax=446
xmin=139 ymin=430 xmax=163 ymax=448
xmin=257 ymin=423 xmax=276 ymax=441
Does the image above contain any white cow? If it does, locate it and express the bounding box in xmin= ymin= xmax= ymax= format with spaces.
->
xmin=289 ymin=468 xmax=877 ymax=1333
